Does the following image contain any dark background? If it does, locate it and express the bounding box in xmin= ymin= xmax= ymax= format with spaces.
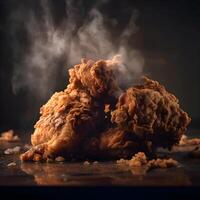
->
xmin=0 ymin=0 xmax=200 ymax=132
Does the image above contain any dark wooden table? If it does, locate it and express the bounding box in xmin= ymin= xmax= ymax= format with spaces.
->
xmin=0 ymin=130 xmax=200 ymax=187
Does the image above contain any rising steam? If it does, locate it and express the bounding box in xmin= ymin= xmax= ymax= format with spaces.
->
xmin=10 ymin=0 xmax=145 ymax=99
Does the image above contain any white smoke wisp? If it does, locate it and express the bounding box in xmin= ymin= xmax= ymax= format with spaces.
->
xmin=10 ymin=0 xmax=145 ymax=99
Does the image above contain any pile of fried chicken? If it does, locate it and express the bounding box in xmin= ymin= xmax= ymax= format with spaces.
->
xmin=20 ymin=56 xmax=191 ymax=162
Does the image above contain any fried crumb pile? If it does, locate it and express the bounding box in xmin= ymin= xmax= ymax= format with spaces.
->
xmin=117 ymin=152 xmax=178 ymax=171
xmin=20 ymin=56 xmax=191 ymax=162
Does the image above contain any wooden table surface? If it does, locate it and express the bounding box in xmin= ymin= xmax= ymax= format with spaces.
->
xmin=0 ymin=130 xmax=200 ymax=187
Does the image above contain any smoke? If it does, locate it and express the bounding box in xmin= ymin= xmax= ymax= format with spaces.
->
xmin=10 ymin=0 xmax=145 ymax=99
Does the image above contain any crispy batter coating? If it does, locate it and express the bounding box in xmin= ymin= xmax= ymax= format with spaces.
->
xmin=20 ymin=56 xmax=121 ymax=161
xmin=98 ymin=128 xmax=153 ymax=159
xmin=20 ymin=57 xmax=191 ymax=162
xmin=20 ymin=89 xmax=104 ymax=161
xmin=67 ymin=56 xmax=121 ymax=99
xmin=111 ymin=77 xmax=191 ymax=150
xmin=76 ymin=126 xmax=155 ymax=160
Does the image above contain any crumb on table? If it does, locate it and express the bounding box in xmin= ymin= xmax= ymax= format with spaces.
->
xmin=179 ymin=135 xmax=200 ymax=146
xmin=83 ymin=161 xmax=90 ymax=165
xmin=7 ymin=162 xmax=17 ymax=167
xmin=117 ymin=152 xmax=178 ymax=172
xmin=4 ymin=146 xmax=21 ymax=155
xmin=0 ymin=130 xmax=20 ymax=142
xmin=55 ymin=156 xmax=65 ymax=162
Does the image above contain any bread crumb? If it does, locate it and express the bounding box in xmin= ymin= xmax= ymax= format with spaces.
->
xmin=24 ymin=144 xmax=32 ymax=150
xmin=83 ymin=161 xmax=90 ymax=165
xmin=104 ymin=104 xmax=110 ymax=113
xmin=147 ymin=158 xmax=178 ymax=170
xmin=55 ymin=156 xmax=65 ymax=162
xmin=117 ymin=152 xmax=178 ymax=172
xmin=117 ymin=152 xmax=147 ymax=167
xmin=179 ymin=135 xmax=200 ymax=146
xmin=33 ymin=153 xmax=42 ymax=162
xmin=0 ymin=130 xmax=20 ymax=142
xmin=7 ymin=162 xmax=17 ymax=167
xmin=4 ymin=146 xmax=21 ymax=155
xmin=47 ymin=158 xmax=54 ymax=163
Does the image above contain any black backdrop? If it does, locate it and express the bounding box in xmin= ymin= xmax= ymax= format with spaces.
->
xmin=0 ymin=0 xmax=200 ymax=132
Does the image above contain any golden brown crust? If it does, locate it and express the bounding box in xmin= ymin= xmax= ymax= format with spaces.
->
xmin=111 ymin=77 xmax=191 ymax=149
xmin=20 ymin=58 xmax=191 ymax=162
xmin=20 ymin=57 xmax=121 ymax=161
xmin=21 ymin=89 xmax=103 ymax=161
xmin=67 ymin=56 xmax=121 ymax=99
xmin=117 ymin=152 xmax=178 ymax=172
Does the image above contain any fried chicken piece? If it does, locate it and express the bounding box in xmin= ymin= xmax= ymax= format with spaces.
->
xmin=20 ymin=56 xmax=191 ymax=162
xmin=111 ymin=77 xmax=191 ymax=150
xmin=116 ymin=152 xmax=148 ymax=167
xmin=179 ymin=135 xmax=200 ymax=146
xmin=21 ymin=56 xmax=123 ymax=161
xmin=20 ymin=89 xmax=104 ymax=161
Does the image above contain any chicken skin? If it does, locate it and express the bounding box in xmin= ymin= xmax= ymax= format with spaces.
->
xmin=111 ymin=77 xmax=191 ymax=150
xmin=20 ymin=57 xmax=191 ymax=161
xmin=20 ymin=89 xmax=105 ymax=161
xmin=20 ymin=56 xmax=121 ymax=161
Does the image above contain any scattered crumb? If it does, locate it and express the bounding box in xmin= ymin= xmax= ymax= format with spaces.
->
xmin=47 ymin=158 xmax=54 ymax=163
xmin=7 ymin=162 xmax=17 ymax=167
xmin=179 ymin=135 xmax=200 ymax=146
xmin=24 ymin=144 xmax=32 ymax=150
xmin=4 ymin=146 xmax=21 ymax=155
xmin=104 ymin=104 xmax=110 ymax=113
xmin=5 ymin=149 xmax=12 ymax=155
xmin=0 ymin=130 xmax=20 ymax=142
xmin=116 ymin=152 xmax=178 ymax=172
xmin=147 ymin=158 xmax=178 ymax=171
xmin=83 ymin=161 xmax=90 ymax=165
xmin=13 ymin=146 xmax=21 ymax=152
xmin=93 ymin=161 xmax=98 ymax=164
xmin=33 ymin=153 xmax=42 ymax=162
xmin=55 ymin=156 xmax=65 ymax=162
xmin=117 ymin=152 xmax=147 ymax=167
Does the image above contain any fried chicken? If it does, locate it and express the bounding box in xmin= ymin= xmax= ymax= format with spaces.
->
xmin=20 ymin=57 xmax=191 ymax=162
xmin=20 ymin=56 xmax=121 ymax=161
xmin=20 ymin=89 xmax=104 ymax=161
xmin=82 ymin=128 xmax=154 ymax=160
xmin=111 ymin=77 xmax=191 ymax=150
